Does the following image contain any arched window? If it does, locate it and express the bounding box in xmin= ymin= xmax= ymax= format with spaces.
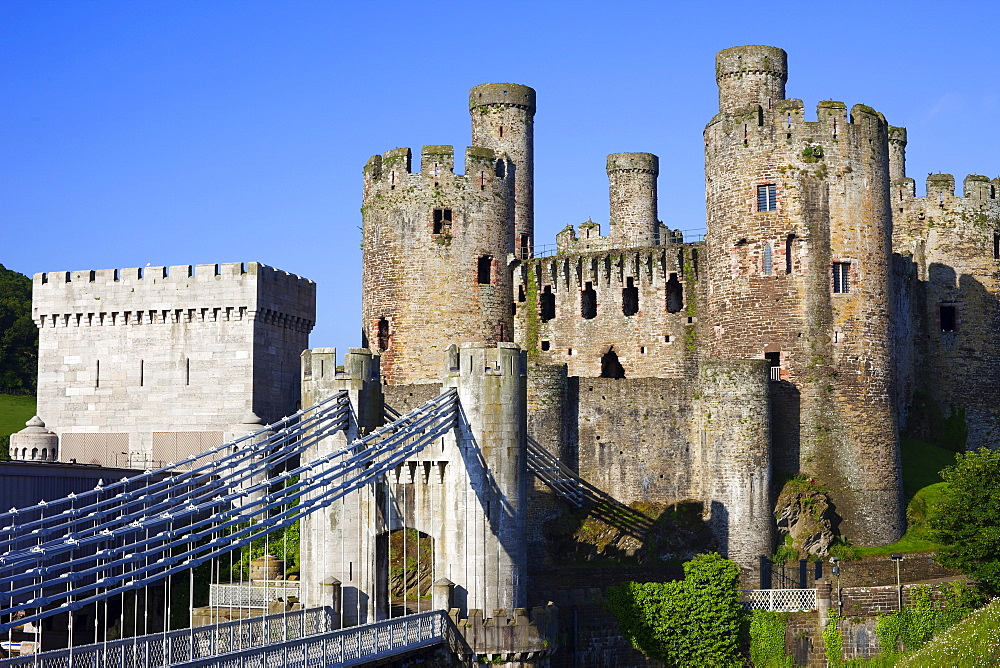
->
xmin=763 ymin=243 xmax=773 ymax=275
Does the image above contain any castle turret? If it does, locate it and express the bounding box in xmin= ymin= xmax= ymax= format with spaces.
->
xmin=715 ymin=45 xmax=787 ymax=114
xmin=703 ymin=46 xmax=903 ymax=546
xmin=470 ymin=83 xmax=536 ymax=259
xmin=607 ymin=152 xmax=659 ymax=246
xmin=889 ymin=126 xmax=907 ymax=182
xmin=361 ymin=145 xmax=515 ymax=384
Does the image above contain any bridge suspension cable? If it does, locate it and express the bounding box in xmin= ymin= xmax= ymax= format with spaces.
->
xmin=0 ymin=389 xmax=459 ymax=637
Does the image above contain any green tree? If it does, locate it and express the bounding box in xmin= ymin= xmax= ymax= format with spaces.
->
xmin=605 ymin=552 xmax=743 ymax=666
xmin=0 ymin=265 xmax=36 ymax=392
xmin=929 ymin=448 xmax=1000 ymax=595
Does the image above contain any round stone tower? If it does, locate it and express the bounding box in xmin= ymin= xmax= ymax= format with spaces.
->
xmin=469 ymin=83 xmax=535 ymax=259
xmin=361 ymin=145 xmax=515 ymax=385
xmin=606 ymin=152 xmax=659 ymax=246
xmin=716 ymin=45 xmax=787 ymax=114
xmin=702 ymin=46 xmax=903 ymax=546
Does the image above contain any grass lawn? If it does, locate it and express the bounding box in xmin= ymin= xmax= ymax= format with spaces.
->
xmin=897 ymin=596 xmax=1000 ymax=666
xmin=850 ymin=438 xmax=956 ymax=558
xmin=0 ymin=394 xmax=37 ymax=455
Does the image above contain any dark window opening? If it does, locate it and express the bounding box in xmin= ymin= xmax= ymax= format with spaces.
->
xmin=677 ymin=250 xmax=684 ymax=272
xmin=940 ymin=305 xmax=956 ymax=333
xmin=763 ymin=243 xmax=773 ymax=275
xmin=540 ymin=285 xmax=556 ymax=322
xmin=541 ymin=340 xmax=550 ymax=351
xmin=377 ymin=317 xmax=390 ymax=351
xmin=833 ymin=262 xmax=851 ymax=293
xmin=600 ymin=347 xmax=626 ymax=379
xmin=519 ymin=233 xmax=530 ymax=259
xmin=499 ymin=126 xmax=504 ymax=138
xmin=692 ymin=249 xmax=699 ymax=277
xmin=757 ymin=184 xmax=777 ymax=212
xmin=96 ymin=360 xmax=100 ymax=389
xmin=994 ymin=233 xmax=999 ymax=260
xmin=185 ymin=358 xmax=190 ymax=386
xmin=666 ymin=273 xmax=684 ymax=313
xmin=432 ymin=208 xmax=452 ymax=235
xmin=140 ymin=360 xmax=144 ymax=387
xmin=622 ymin=277 xmax=639 ymax=316
xmin=765 ymin=352 xmax=780 ymax=367
xmin=581 ymin=282 xmax=597 ymax=319
xmin=495 ymin=160 xmax=506 ymax=178
xmin=497 ymin=320 xmax=511 ymax=342
xmin=518 ymin=285 xmax=526 ymax=302
xmin=477 ymin=255 xmax=493 ymax=285
xmin=785 ymin=234 xmax=795 ymax=274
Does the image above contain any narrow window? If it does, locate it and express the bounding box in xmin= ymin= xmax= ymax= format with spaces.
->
xmin=692 ymin=249 xmax=699 ymax=277
xmin=185 ymin=358 xmax=190 ymax=385
xmin=600 ymin=347 xmax=626 ymax=379
xmin=140 ymin=360 xmax=144 ymax=387
xmin=832 ymin=262 xmax=851 ymax=293
xmin=540 ymin=285 xmax=556 ymax=322
xmin=519 ymin=233 xmax=529 ymax=259
xmin=432 ymin=208 xmax=452 ymax=235
xmin=622 ymin=277 xmax=639 ymax=317
xmin=96 ymin=360 xmax=100 ymax=389
xmin=480 ymin=171 xmax=487 ymax=191
xmin=785 ymin=235 xmax=795 ymax=274
xmin=498 ymin=126 xmax=504 ymax=138
xmin=517 ymin=285 xmax=526 ymax=302
xmin=390 ymin=170 xmax=396 ymax=190
xmin=940 ymin=305 xmax=956 ymax=333
xmin=757 ymin=184 xmax=777 ymax=212
xmin=677 ymin=250 xmax=684 ymax=272
xmin=477 ymin=256 xmax=493 ymax=285
xmin=581 ymin=282 xmax=597 ymax=319
xmin=377 ymin=317 xmax=390 ymax=351
xmin=994 ymin=233 xmax=999 ymax=260
xmin=666 ymin=273 xmax=683 ymax=313
xmin=762 ymin=243 xmax=773 ymax=275
xmin=497 ymin=320 xmax=510 ymax=342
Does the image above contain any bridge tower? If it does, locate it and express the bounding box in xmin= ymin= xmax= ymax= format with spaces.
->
xmin=299 ymin=343 xmax=527 ymax=622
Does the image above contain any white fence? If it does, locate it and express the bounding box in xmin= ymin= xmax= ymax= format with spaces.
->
xmin=0 ymin=606 xmax=334 ymax=668
xmin=209 ymin=581 xmax=301 ymax=609
xmin=742 ymin=588 xmax=817 ymax=612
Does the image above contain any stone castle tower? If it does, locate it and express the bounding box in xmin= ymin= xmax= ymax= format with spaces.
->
xmin=703 ymin=45 xmax=903 ymax=545
xmin=361 ymin=84 xmax=536 ymax=385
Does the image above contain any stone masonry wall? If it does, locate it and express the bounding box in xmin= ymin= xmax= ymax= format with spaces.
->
xmin=513 ymin=245 xmax=701 ymax=379
xmin=892 ymin=173 xmax=1000 ymax=449
xmin=32 ymin=262 xmax=314 ymax=466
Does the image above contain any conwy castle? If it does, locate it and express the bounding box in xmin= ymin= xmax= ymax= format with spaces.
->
xmin=12 ymin=45 xmax=1000 ymax=580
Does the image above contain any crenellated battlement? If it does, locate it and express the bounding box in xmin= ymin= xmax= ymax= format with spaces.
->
xmin=32 ymin=261 xmax=316 ymax=332
xmin=363 ymin=145 xmax=507 ymax=185
xmin=34 ymin=262 xmax=314 ymax=289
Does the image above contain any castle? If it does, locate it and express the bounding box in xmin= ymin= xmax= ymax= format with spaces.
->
xmin=13 ymin=45 xmax=1000 ymax=571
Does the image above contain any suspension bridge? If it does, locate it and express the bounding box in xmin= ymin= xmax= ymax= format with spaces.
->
xmin=0 ymin=344 xmax=565 ymax=667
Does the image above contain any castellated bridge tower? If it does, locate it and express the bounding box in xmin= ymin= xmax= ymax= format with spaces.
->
xmin=470 ymin=84 xmax=535 ymax=259
xmin=607 ymin=152 xmax=659 ymax=246
xmin=361 ymin=144 xmax=515 ymax=385
xmin=703 ymin=45 xmax=903 ymax=546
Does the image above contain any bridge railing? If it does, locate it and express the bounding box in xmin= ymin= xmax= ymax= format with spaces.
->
xmin=741 ymin=588 xmax=817 ymax=612
xmin=208 ymin=581 xmax=301 ymax=609
xmin=169 ymin=610 xmax=448 ymax=667
xmin=0 ymin=606 xmax=335 ymax=667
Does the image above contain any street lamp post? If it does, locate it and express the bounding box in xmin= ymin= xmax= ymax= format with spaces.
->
xmin=891 ymin=553 xmax=904 ymax=611
xmin=830 ymin=556 xmax=842 ymax=613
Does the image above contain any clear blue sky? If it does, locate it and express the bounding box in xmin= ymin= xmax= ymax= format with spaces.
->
xmin=3 ymin=1 xmax=998 ymax=351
